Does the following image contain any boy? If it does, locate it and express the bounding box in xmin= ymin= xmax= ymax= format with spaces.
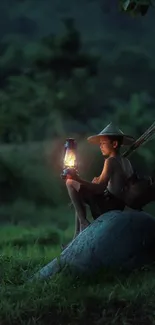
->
xmin=65 ymin=122 xmax=135 ymax=242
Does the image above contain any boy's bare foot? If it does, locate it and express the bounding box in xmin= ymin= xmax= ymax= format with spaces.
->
xmin=61 ymin=243 xmax=68 ymax=251
xmin=61 ymin=232 xmax=80 ymax=250
xmin=80 ymin=220 xmax=90 ymax=232
xmin=73 ymin=231 xmax=80 ymax=239
xmin=61 ymin=223 xmax=90 ymax=250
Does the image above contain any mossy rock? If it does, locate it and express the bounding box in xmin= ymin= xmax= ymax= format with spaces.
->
xmin=32 ymin=210 xmax=155 ymax=280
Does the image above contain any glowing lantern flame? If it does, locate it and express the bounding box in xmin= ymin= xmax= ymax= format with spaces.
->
xmin=64 ymin=149 xmax=76 ymax=168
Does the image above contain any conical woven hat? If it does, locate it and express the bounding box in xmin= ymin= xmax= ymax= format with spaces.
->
xmin=87 ymin=122 xmax=135 ymax=146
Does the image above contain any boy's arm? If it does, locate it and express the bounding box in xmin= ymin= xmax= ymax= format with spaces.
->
xmin=73 ymin=158 xmax=113 ymax=195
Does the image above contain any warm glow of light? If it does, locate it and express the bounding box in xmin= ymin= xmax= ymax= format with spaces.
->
xmin=64 ymin=149 xmax=76 ymax=168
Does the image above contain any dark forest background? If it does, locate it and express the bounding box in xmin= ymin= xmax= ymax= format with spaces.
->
xmin=0 ymin=0 xmax=155 ymax=225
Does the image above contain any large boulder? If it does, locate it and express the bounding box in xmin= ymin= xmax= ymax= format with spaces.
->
xmin=31 ymin=210 xmax=155 ymax=280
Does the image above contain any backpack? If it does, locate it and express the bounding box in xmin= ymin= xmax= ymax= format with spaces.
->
xmin=116 ymin=157 xmax=153 ymax=209
xmin=123 ymin=174 xmax=153 ymax=209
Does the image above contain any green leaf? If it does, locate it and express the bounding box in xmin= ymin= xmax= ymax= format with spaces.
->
xmin=122 ymin=0 xmax=131 ymax=10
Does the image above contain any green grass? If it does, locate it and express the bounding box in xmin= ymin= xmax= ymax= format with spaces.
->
xmin=0 ymin=223 xmax=155 ymax=325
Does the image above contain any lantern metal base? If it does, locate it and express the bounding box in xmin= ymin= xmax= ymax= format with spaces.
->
xmin=61 ymin=168 xmax=78 ymax=180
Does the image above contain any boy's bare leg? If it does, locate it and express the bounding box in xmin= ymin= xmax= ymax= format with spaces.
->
xmin=61 ymin=202 xmax=87 ymax=250
xmin=61 ymin=180 xmax=91 ymax=251
xmin=73 ymin=211 xmax=80 ymax=239
xmin=66 ymin=180 xmax=90 ymax=232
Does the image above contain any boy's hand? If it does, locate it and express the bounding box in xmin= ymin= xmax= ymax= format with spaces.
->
xmin=67 ymin=172 xmax=81 ymax=182
xmin=92 ymin=177 xmax=100 ymax=184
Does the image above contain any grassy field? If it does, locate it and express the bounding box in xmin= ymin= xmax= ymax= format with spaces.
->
xmin=0 ymin=140 xmax=155 ymax=324
xmin=0 ymin=206 xmax=155 ymax=325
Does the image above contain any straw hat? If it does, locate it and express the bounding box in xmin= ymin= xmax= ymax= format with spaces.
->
xmin=87 ymin=122 xmax=135 ymax=146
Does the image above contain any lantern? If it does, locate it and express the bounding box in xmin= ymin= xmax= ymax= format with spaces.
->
xmin=61 ymin=138 xmax=78 ymax=179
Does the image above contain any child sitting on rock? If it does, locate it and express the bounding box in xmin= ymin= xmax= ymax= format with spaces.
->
xmin=65 ymin=122 xmax=135 ymax=244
